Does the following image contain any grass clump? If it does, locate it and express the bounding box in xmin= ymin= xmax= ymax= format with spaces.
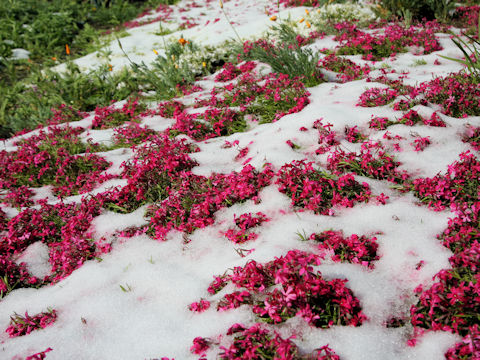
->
xmin=0 ymin=0 xmax=176 ymax=66
xmin=0 ymin=62 xmax=143 ymax=136
xmin=377 ymin=0 xmax=433 ymax=21
xmin=124 ymin=37 xmax=238 ymax=100
xmin=240 ymin=23 xmax=325 ymax=88
xmin=0 ymin=0 xmax=181 ymax=137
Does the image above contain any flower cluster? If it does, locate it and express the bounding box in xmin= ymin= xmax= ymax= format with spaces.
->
xmin=47 ymin=104 xmax=86 ymax=126
xmin=310 ymin=230 xmax=379 ymax=269
xmin=103 ymin=134 xmax=198 ymax=213
xmin=411 ymin=268 xmax=480 ymax=336
xmin=411 ymin=136 xmax=431 ymax=152
xmin=445 ymin=324 xmax=480 ymax=360
xmin=463 ymin=125 xmax=480 ymax=151
xmin=214 ymin=62 xmax=256 ymax=82
xmin=457 ymin=5 xmax=480 ymax=35
xmin=214 ymin=323 xmax=342 ymax=360
xmin=25 ymin=348 xmax=53 ymax=360
xmin=189 ymin=299 xmax=211 ymax=313
xmin=357 ymin=87 xmax=398 ymax=107
xmin=112 ymin=123 xmax=156 ymax=147
xmin=276 ymin=160 xmax=371 ymax=215
xmin=91 ymin=98 xmax=148 ymax=129
xmin=170 ymin=70 xmax=310 ymax=141
xmin=218 ymin=323 xmax=299 ymax=359
xmin=368 ymin=111 xmax=445 ymax=130
xmin=202 ymin=249 xmax=366 ymax=328
xmin=0 ymin=255 xmax=35 ymax=297
xmin=315 ymin=120 xmax=339 ymax=155
xmin=146 ymin=164 xmax=274 ymax=240
xmin=6 ymin=309 xmax=57 ymax=337
xmin=412 ymin=152 xmax=480 ymax=210
xmin=1 ymin=197 xmax=107 ymax=290
xmin=3 ymin=185 xmax=34 ymax=208
xmin=327 ymin=141 xmax=409 ymax=183
xmin=344 ymin=125 xmax=367 ymax=143
xmin=224 ymin=212 xmax=269 ymax=244
xmin=411 ymin=159 xmax=480 ymax=358
xmin=0 ymin=125 xmax=112 ymax=198
xmin=368 ymin=116 xmax=391 ymax=131
xmin=414 ymin=73 xmax=480 ymax=118
xmin=335 ymin=22 xmax=442 ymax=61
xmin=320 ymin=54 xmax=370 ymax=83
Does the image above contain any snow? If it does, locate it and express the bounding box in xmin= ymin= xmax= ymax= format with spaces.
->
xmin=14 ymin=242 xmax=51 ymax=279
xmin=10 ymin=48 xmax=30 ymax=61
xmin=0 ymin=0 xmax=475 ymax=358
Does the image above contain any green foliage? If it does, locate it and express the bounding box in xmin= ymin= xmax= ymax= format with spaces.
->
xmin=0 ymin=34 xmax=238 ymax=137
xmin=119 ymin=283 xmax=133 ymax=292
xmin=379 ymin=0 xmax=457 ymax=22
xmin=378 ymin=0 xmax=433 ymax=21
xmin=0 ymin=0 xmax=171 ymax=64
xmin=311 ymin=1 xmax=375 ymax=30
xmin=0 ymin=0 xmax=182 ymax=136
xmin=426 ymin=0 xmax=456 ymax=23
xmin=241 ymin=23 xmax=324 ymax=87
xmin=121 ymin=38 xmax=200 ymax=100
xmin=412 ymin=58 xmax=427 ymax=66
xmin=247 ymin=88 xmax=304 ymax=124
xmin=441 ymin=20 xmax=480 ymax=80
xmin=0 ymin=62 xmax=142 ymax=134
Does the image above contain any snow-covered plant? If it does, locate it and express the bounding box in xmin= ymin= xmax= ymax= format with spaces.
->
xmin=314 ymin=2 xmax=377 ymax=27
xmin=174 ymin=41 xmax=239 ymax=76
xmin=277 ymin=160 xmax=371 ymax=215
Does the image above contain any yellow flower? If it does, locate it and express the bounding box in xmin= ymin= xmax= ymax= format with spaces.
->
xmin=219 ymin=0 xmax=223 ymax=8
xmin=108 ymin=64 xmax=113 ymax=71
xmin=270 ymin=15 xmax=277 ymax=21
xmin=175 ymin=64 xmax=179 ymax=69
xmin=153 ymin=49 xmax=158 ymax=55
xmin=202 ymin=61 xmax=207 ymax=67
xmin=178 ymin=38 xmax=187 ymax=46
xmin=51 ymin=57 xmax=57 ymax=61
xmin=171 ymin=54 xmax=176 ymax=61
xmin=65 ymin=44 xmax=70 ymax=55
xmin=299 ymin=18 xmax=304 ymax=23
xmin=305 ymin=9 xmax=309 ymax=14
xmin=306 ymin=21 xmax=311 ymax=28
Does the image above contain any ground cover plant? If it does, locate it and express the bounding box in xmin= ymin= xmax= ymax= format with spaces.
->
xmin=326 ymin=141 xmax=409 ymax=184
xmin=333 ymin=21 xmax=443 ymax=61
xmin=276 ymin=160 xmax=371 ymax=215
xmin=1 ymin=0 xmax=480 ymax=359
xmin=6 ymin=309 xmax=57 ymax=338
xmin=199 ymin=249 xmax=366 ymax=327
xmin=0 ymin=126 xmax=112 ymax=198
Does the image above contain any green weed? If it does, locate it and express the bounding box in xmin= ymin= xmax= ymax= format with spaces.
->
xmin=241 ymin=23 xmax=324 ymax=87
